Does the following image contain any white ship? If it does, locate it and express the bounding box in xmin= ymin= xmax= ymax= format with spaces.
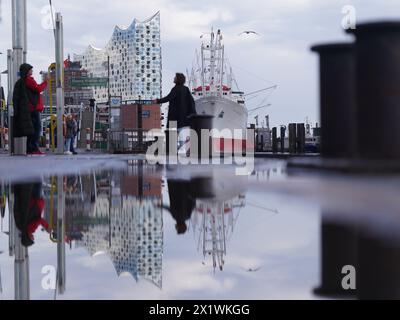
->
xmin=189 ymin=29 xmax=250 ymax=153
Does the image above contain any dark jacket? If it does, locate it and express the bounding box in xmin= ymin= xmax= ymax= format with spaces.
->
xmin=167 ymin=179 xmax=195 ymax=224
xmin=12 ymin=64 xmax=35 ymax=137
xmin=65 ymin=118 xmax=76 ymax=138
xmin=158 ymin=85 xmax=196 ymax=128
xmin=13 ymin=182 xmax=47 ymax=247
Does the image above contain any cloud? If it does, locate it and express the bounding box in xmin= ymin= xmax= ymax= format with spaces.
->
xmin=0 ymin=0 xmax=399 ymax=127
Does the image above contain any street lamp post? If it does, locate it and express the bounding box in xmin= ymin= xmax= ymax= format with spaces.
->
xmin=0 ymin=52 xmax=3 ymax=147
xmin=11 ymin=0 xmax=27 ymax=155
xmin=6 ymin=50 xmax=13 ymax=155
xmin=54 ymin=12 xmax=65 ymax=154
xmin=0 ymin=71 xmax=7 ymax=149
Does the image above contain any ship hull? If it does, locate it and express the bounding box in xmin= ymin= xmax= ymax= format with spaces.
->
xmin=195 ymin=96 xmax=250 ymax=153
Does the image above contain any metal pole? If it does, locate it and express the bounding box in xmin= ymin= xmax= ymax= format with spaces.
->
xmin=56 ymin=175 xmax=66 ymax=295
xmin=107 ymin=56 xmax=110 ymax=153
xmin=11 ymin=0 xmax=27 ymax=155
xmin=55 ymin=13 xmax=65 ymax=154
xmin=8 ymin=184 xmax=15 ymax=257
xmin=12 ymin=184 xmax=29 ymax=300
xmin=107 ymin=55 xmax=110 ymax=102
xmin=138 ymin=96 xmax=143 ymax=151
xmin=23 ymin=0 xmax=27 ymax=63
xmin=7 ymin=50 xmax=14 ymax=155
xmin=0 ymin=72 xmax=3 ymax=148
xmin=14 ymin=232 xmax=30 ymax=300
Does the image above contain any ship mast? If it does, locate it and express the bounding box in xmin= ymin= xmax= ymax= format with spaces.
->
xmin=200 ymin=28 xmax=225 ymax=97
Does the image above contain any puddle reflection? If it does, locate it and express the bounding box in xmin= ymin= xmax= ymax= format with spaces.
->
xmin=1 ymin=161 xmax=400 ymax=299
xmin=0 ymin=161 xmax=261 ymax=299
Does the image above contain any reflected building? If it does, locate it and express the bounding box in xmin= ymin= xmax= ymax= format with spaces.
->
xmin=76 ymin=164 xmax=163 ymax=288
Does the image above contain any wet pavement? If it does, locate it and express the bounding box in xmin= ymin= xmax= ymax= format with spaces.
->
xmin=0 ymin=155 xmax=399 ymax=299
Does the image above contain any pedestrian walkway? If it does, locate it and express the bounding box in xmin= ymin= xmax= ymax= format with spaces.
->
xmin=0 ymin=151 xmax=145 ymax=182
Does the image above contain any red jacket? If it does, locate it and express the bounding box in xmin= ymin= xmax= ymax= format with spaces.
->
xmin=25 ymin=76 xmax=47 ymax=112
xmin=27 ymin=198 xmax=48 ymax=237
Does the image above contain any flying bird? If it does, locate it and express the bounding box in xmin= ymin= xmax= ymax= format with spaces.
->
xmin=241 ymin=266 xmax=262 ymax=272
xmin=239 ymin=31 xmax=259 ymax=36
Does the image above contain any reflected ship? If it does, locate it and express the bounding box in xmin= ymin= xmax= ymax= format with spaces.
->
xmin=166 ymin=171 xmax=247 ymax=272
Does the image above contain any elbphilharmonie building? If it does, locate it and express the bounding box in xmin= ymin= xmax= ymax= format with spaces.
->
xmin=74 ymin=12 xmax=162 ymax=103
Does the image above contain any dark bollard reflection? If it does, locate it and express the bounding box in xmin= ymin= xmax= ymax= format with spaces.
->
xmin=357 ymin=231 xmax=400 ymax=300
xmin=315 ymin=210 xmax=400 ymax=300
xmin=314 ymin=214 xmax=358 ymax=298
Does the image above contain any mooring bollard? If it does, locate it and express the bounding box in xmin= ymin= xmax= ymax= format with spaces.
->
xmin=165 ymin=128 xmax=178 ymax=162
xmin=86 ymin=128 xmax=91 ymax=151
xmin=296 ymin=123 xmax=305 ymax=154
xmin=311 ymin=43 xmax=356 ymax=158
xmin=280 ymin=126 xmax=286 ymax=153
xmin=14 ymin=137 xmax=27 ymax=156
xmin=4 ymin=128 xmax=8 ymax=151
xmin=45 ymin=128 xmax=50 ymax=151
xmin=314 ymin=216 xmax=358 ymax=298
xmin=272 ymin=127 xmax=278 ymax=153
xmin=347 ymin=22 xmax=400 ymax=159
xmin=288 ymin=123 xmax=297 ymax=154
xmin=189 ymin=114 xmax=214 ymax=159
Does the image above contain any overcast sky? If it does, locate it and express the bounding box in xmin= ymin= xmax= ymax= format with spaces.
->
xmin=0 ymin=0 xmax=399 ymax=127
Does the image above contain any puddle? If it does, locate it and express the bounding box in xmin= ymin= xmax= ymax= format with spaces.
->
xmin=0 ymin=159 xmax=399 ymax=299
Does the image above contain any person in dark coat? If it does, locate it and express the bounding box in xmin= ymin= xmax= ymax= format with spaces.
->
xmin=12 ymin=64 xmax=35 ymax=139
xmin=13 ymin=63 xmax=48 ymax=155
xmin=69 ymin=114 xmax=78 ymax=155
xmin=154 ymin=73 xmax=196 ymax=129
xmin=165 ymin=179 xmax=195 ymax=235
xmin=13 ymin=181 xmax=47 ymax=247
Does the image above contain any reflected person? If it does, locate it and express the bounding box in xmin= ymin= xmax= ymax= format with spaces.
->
xmin=13 ymin=182 xmax=48 ymax=247
xmin=166 ymin=179 xmax=195 ymax=235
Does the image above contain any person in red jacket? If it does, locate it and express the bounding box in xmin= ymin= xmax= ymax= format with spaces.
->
xmin=20 ymin=63 xmax=49 ymax=155
xmin=13 ymin=181 xmax=48 ymax=247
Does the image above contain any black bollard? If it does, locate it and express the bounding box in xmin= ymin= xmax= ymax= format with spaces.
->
xmin=311 ymin=43 xmax=356 ymax=158
xmin=296 ymin=123 xmax=306 ymax=154
xmin=288 ymin=123 xmax=297 ymax=154
xmin=280 ymin=126 xmax=286 ymax=153
xmin=272 ymin=127 xmax=278 ymax=153
xmin=165 ymin=128 xmax=178 ymax=162
xmin=189 ymin=114 xmax=214 ymax=159
xmin=347 ymin=21 xmax=400 ymax=159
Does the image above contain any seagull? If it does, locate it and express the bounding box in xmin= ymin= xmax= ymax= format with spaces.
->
xmin=241 ymin=266 xmax=262 ymax=272
xmin=239 ymin=31 xmax=259 ymax=36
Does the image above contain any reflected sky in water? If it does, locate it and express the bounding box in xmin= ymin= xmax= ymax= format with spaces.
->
xmin=1 ymin=159 xmax=399 ymax=300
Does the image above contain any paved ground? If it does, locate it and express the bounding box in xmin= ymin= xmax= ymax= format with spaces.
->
xmin=0 ymin=149 xmax=145 ymax=182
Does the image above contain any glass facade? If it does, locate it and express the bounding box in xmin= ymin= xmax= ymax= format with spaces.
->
xmin=74 ymin=12 xmax=162 ymax=103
